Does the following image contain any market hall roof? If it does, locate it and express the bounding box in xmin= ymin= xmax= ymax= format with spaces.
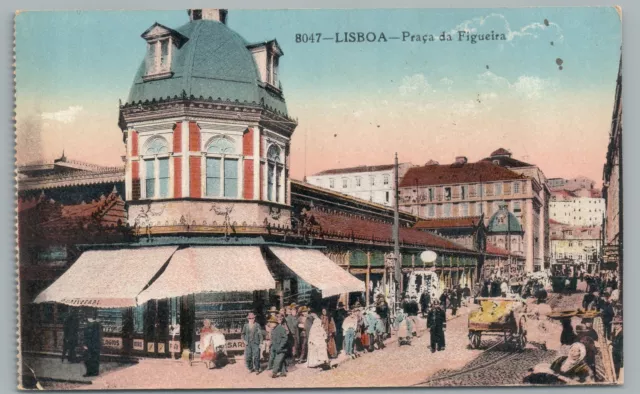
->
xmin=17 ymin=155 xmax=124 ymax=192
xmin=413 ymin=216 xmax=483 ymax=230
xmin=127 ymin=17 xmax=288 ymax=116
xmin=399 ymin=161 xmax=525 ymax=188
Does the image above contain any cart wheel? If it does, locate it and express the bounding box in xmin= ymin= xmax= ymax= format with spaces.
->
xmin=515 ymin=334 xmax=527 ymax=351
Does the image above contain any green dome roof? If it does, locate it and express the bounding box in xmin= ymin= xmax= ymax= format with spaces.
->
xmin=487 ymin=205 xmax=523 ymax=233
xmin=127 ymin=20 xmax=288 ymax=115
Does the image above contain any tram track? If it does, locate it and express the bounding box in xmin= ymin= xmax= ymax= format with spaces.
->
xmin=412 ymin=339 xmax=522 ymax=386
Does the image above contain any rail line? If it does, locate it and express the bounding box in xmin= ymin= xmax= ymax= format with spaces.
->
xmin=412 ymin=338 xmax=522 ymax=386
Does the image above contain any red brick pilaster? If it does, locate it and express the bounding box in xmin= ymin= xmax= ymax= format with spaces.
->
xmin=189 ymin=156 xmax=201 ymax=198
xmin=131 ymin=161 xmax=140 ymax=200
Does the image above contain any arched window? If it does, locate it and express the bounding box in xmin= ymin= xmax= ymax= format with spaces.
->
xmin=266 ymin=144 xmax=284 ymax=203
xmin=205 ymin=137 xmax=239 ymax=198
xmin=142 ymin=137 xmax=170 ymax=199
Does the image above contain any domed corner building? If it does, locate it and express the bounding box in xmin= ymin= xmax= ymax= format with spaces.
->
xmin=485 ymin=202 xmax=527 ymax=278
xmin=33 ymin=9 xmax=365 ymax=361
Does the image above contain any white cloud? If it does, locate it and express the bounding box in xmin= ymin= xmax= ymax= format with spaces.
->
xmin=41 ymin=106 xmax=83 ymax=124
xmin=477 ymin=71 xmax=553 ymax=100
xmin=451 ymin=13 xmax=564 ymax=43
xmin=399 ymin=74 xmax=433 ymax=96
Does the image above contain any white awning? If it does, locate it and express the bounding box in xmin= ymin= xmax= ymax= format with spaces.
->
xmin=268 ymin=247 xmax=365 ymax=297
xmin=33 ymin=246 xmax=178 ymax=308
xmin=137 ymin=246 xmax=275 ymax=304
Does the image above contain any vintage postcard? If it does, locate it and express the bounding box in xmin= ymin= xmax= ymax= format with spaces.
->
xmin=15 ymin=7 xmax=622 ymax=389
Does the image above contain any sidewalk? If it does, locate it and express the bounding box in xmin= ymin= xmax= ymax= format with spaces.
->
xmin=22 ymin=355 xmax=132 ymax=384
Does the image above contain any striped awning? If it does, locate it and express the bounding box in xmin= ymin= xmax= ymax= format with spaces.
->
xmin=33 ymin=246 xmax=178 ymax=308
xmin=137 ymin=246 xmax=275 ymax=304
xmin=269 ymin=247 xmax=365 ymax=297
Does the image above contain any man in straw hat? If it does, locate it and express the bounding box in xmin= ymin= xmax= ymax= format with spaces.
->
xmin=242 ymin=312 xmax=263 ymax=373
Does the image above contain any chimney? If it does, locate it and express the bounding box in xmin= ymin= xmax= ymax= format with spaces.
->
xmin=455 ymin=156 xmax=468 ymax=165
xmin=188 ymin=9 xmax=228 ymax=24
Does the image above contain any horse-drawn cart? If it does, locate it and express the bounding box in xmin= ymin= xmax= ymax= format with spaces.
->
xmin=468 ymin=297 xmax=528 ymax=350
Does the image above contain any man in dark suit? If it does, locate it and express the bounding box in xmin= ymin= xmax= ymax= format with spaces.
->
xmin=61 ymin=309 xmax=79 ymax=363
xmin=332 ymin=302 xmax=348 ymax=353
xmin=419 ymin=291 xmax=431 ymax=318
xmin=82 ymin=316 xmax=102 ymax=377
xmin=427 ymin=300 xmax=446 ymax=352
xmin=270 ymin=314 xmax=289 ymax=378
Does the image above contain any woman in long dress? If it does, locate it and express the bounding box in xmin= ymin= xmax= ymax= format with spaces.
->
xmin=320 ymin=308 xmax=337 ymax=358
xmin=200 ymin=319 xmax=227 ymax=369
xmin=307 ymin=318 xmax=330 ymax=368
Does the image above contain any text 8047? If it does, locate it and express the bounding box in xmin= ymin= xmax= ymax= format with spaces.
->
xmin=295 ymin=33 xmax=322 ymax=43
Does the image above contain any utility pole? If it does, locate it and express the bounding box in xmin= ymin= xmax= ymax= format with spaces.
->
xmin=393 ymin=153 xmax=401 ymax=309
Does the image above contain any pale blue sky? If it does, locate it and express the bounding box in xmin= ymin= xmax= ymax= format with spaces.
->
xmin=15 ymin=8 xmax=622 ymax=182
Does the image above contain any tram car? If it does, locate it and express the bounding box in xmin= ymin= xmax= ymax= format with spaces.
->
xmin=550 ymin=259 xmax=579 ymax=292
xmin=468 ymin=297 xmax=528 ymax=351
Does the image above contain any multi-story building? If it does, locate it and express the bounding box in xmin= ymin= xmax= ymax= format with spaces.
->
xmin=549 ymin=189 xmax=605 ymax=226
xmin=306 ymin=163 xmax=414 ymax=207
xmin=549 ymin=176 xmax=597 ymax=191
xmin=550 ymin=220 xmax=602 ymax=274
xmin=399 ymin=150 xmax=550 ymax=272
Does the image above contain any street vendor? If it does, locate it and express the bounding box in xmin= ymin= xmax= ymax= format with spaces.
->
xmin=536 ymin=342 xmax=593 ymax=384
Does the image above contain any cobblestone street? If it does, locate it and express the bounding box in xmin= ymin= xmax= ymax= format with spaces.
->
xmin=40 ymin=290 xmax=596 ymax=390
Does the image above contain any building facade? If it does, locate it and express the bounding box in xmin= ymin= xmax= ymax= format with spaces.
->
xmin=306 ymin=163 xmax=413 ymax=207
xmin=602 ymin=56 xmax=622 ymax=303
xmin=550 ymin=221 xmax=602 ymax=274
xmin=549 ymin=189 xmax=605 ymax=227
xmin=398 ymin=150 xmax=549 ymax=272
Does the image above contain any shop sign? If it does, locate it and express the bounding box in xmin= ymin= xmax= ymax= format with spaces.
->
xmin=133 ymin=339 xmax=145 ymax=351
xmin=169 ymin=340 xmax=181 ymax=353
xmin=226 ymin=339 xmax=246 ymax=351
xmin=158 ymin=343 xmax=166 ymax=353
xmin=102 ymin=337 xmax=123 ymax=349
xmin=147 ymin=342 xmax=155 ymax=353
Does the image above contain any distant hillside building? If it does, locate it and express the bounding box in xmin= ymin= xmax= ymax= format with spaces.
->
xmin=398 ymin=149 xmax=550 ymax=272
xmin=550 ymin=220 xmax=602 ymax=274
xmin=549 ymin=189 xmax=605 ymax=227
xmin=306 ymin=162 xmax=413 ymax=207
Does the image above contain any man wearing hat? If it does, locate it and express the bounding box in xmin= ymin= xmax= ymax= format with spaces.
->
xmin=285 ymin=304 xmax=300 ymax=362
xmin=297 ymin=306 xmax=310 ymax=363
xmin=242 ymin=312 xmax=263 ymax=373
xmin=406 ymin=294 xmax=420 ymax=337
xmin=333 ymin=302 xmax=348 ymax=354
xmin=270 ymin=314 xmax=289 ymax=378
xmin=427 ymin=299 xmax=446 ymax=352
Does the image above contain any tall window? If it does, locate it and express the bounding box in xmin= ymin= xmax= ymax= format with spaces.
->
xmin=146 ymin=38 xmax=172 ymax=76
xmin=356 ymin=177 xmax=361 ymax=187
xmin=142 ymin=137 xmax=170 ymax=199
xmin=330 ymin=178 xmax=335 ymax=188
xmin=513 ymin=182 xmax=520 ymax=194
xmin=428 ymin=188 xmax=434 ymax=201
xmin=513 ymin=201 xmax=521 ymax=212
xmin=444 ymin=187 xmax=452 ymax=201
xmin=444 ymin=203 xmax=452 ymax=217
xmin=266 ymin=145 xmax=284 ymax=203
xmin=205 ymin=137 xmax=240 ymax=198
xmin=461 ymin=185 xmax=467 ymax=200
xmin=428 ymin=205 xmax=435 ymax=217
xmin=383 ymin=175 xmax=390 ymax=185
xmin=495 ymin=183 xmax=503 ymax=196
xmin=370 ymin=176 xmax=375 ymax=186
xmin=342 ymin=178 xmax=348 ymax=188
xmin=461 ymin=202 xmax=469 ymax=216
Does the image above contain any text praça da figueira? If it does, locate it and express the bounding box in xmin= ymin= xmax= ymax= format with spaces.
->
xmin=295 ymin=31 xmax=508 ymax=44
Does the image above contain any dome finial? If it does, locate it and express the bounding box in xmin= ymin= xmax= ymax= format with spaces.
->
xmin=188 ymin=9 xmax=227 ymax=24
